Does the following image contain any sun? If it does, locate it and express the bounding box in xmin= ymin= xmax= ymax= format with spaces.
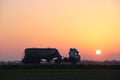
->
xmin=96 ymin=50 xmax=101 ymax=55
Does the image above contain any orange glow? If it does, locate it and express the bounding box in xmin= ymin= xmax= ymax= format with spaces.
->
xmin=0 ymin=0 xmax=120 ymax=61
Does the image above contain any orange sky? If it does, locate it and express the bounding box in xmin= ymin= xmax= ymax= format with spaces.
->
xmin=0 ymin=0 xmax=120 ymax=61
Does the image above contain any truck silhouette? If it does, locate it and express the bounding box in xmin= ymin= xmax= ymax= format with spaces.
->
xmin=22 ymin=48 xmax=80 ymax=64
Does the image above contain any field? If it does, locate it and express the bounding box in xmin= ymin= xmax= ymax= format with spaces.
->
xmin=0 ymin=64 xmax=120 ymax=80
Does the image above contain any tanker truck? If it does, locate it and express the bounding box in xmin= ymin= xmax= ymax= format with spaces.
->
xmin=22 ymin=48 xmax=81 ymax=64
xmin=22 ymin=48 xmax=62 ymax=64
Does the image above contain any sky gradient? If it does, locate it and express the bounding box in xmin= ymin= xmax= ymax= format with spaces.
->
xmin=0 ymin=0 xmax=120 ymax=61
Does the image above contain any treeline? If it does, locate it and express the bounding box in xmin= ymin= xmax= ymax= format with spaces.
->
xmin=1 ymin=60 xmax=120 ymax=65
xmin=80 ymin=60 xmax=120 ymax=65
xmin=0 ymin=64 xmax=120 ymax=69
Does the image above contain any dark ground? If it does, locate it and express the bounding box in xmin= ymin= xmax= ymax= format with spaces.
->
xmin=0 ymin=64 xmax=120 ymax=80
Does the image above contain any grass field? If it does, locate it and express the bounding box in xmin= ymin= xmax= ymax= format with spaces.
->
xmin=1 ymin=68 xmax=120 ymax=80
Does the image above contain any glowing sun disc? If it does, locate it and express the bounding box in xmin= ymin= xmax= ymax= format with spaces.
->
xmin=96 ymin=50 xmax=101 ymax=55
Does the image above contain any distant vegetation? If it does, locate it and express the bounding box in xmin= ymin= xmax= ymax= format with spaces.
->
xmin=1 ymin=60 xmax=120 ymax=65
xmin=0 ymin=60 xmax=120 ymax=69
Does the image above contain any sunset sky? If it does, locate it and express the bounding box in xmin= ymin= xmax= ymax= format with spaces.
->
xmin=0 ymin=0 xmax=120 ymax=61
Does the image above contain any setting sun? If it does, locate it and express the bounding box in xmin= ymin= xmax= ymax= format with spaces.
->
xmin=96 ymin=50 xmax=101 ymax=55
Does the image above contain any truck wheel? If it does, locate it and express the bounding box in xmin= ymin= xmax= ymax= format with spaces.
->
xmin=34 ymin=59 xmax=40 ymax=64
xmin=46 ymin=59 xmax=52 ymax=63
xmin=22 ymin=58 xmax=31 ymax=64
xmin=71 ymin=60 xmax=77 ymax=64
xmin=69 ymin=57 xmax=77 ymax=64
xmin=54 ymin=59 xmax=61 ymax=64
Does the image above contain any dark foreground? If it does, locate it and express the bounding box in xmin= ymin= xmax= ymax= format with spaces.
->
xmin=0 ymin=64 xmax=120 ymax=80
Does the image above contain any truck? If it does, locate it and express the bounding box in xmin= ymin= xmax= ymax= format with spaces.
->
xmin=22 ymin=48 xmax=81 ymax=64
